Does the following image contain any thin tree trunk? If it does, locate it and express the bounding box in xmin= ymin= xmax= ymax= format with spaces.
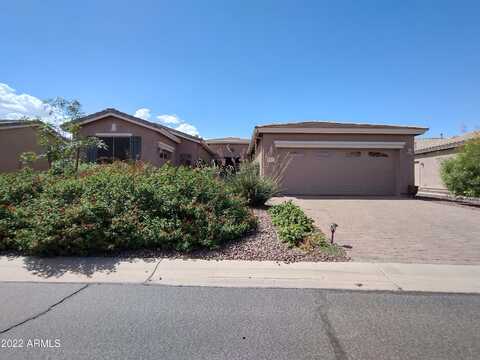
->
xmin=75 ymin=148 xmax=80 ymax=176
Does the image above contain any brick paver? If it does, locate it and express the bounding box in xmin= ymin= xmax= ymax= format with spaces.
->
xmin=270 ymin=197 xmax=480 ymax=264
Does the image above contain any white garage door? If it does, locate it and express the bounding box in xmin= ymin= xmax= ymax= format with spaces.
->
xmin=278 ymin=149 xmax=396 ymax=196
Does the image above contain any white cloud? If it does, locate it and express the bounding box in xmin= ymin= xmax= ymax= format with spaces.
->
xmin=134 ymin=108 xmax=151 ymax=120
xmin=175 ymin=123 xmax=200 ymax=137
xmin=155 ymin=113 xmax=200 ymax=136
xmin=156 ymin=114 xmax=181 ymax=125
xmin=0 ymin=83 xmax=52 ymax=120
xmin=1 ymin=84 xmax=203 ymax=137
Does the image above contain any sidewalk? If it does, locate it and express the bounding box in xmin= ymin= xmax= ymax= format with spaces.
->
xmin=1 ymin=256 xmax=479 ymax=293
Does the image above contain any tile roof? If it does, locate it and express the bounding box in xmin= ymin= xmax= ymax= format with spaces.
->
xmin=415 ymin=131 xmax=480 ymax=154
xmin=255 ymin=120 xmax=427 ymax=130
xmin=74 ymin=108 xmax=216 ymax=155
xmin=206 ymin=137 xmax=250 ymax=144
xmin=248 ymin=120 xmax=428 ymax=154
xmin=0 ymin=119 xmax=42 ymax=129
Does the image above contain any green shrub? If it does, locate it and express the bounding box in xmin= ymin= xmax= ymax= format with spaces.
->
xmin=268 ymin=201 xmax=314 ymax=246
xmin=440 ymin=138 xmax=480 ymax=197
xmin=48 ymin=159 xmax=97 ymax=177
xmin=227 ymin=162 xmax=278 ymax=206
xmin=0 ymin=162 xmax=256 ymax=256
xmin=0 ymin=169 xmax=45 ymax=205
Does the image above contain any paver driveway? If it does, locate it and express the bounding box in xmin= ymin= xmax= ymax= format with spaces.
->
xmin=270 ymin=197 xmax=480 ymax=264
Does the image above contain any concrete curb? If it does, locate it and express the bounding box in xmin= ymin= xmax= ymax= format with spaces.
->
xmin=0 ymin=256 xmax=158 ymax=284
xmin=1 ymin=256 xmax=479 ymax=293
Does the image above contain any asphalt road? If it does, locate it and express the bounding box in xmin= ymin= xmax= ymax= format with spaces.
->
xmin=0 ymin=283 xmax=479 ymax=360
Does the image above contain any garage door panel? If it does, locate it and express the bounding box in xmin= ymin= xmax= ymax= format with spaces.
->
xmin=279 ymin=149 xmax=396 ymax=196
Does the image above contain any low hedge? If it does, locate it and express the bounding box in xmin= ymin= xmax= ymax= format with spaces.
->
xmin=0 ymin=163 xmax=256 ymax=256
xmin=268 ymin=201 xmax=315 ymax=246
xmin=267 ymin=201 xmax=341 ymax=256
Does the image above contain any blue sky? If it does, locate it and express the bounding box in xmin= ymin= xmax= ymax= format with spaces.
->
xmin=1 ymin=0 xmax=479 ymax=138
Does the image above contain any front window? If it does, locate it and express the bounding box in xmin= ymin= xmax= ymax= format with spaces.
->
xmin=94 ymin=136 xmax=141 ymax=163
xmin=159 ymin=149 xmax=171 ymax=160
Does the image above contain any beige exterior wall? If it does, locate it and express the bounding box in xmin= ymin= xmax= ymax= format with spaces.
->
xmin=78 ymin=116 xmax=177 ymax=167
xmin=198 ymin=145 xmax=214 ymax=164
xmin=414 ymin=148 xmax=457 ymax=193
xmin=174 ymin=138 xmax=214 ymax=165
xmin=78 ymin=116 xmax=213 ymax=167
xmin=207 ymin=143 xmax=249 ymax=163
xmin=257 ymin=132 xmax=415 ymax=196
xmin=254 ymin=144 xmax=263 ymax=175
xmin=0 ymin=126 xmax=49 ymax=172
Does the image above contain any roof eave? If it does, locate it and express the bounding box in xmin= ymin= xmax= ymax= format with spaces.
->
xmin=74 ymin=110 xmax=182 ymax=143
xmin=206 ymin=139 xmax=250 ymax=145
xmin=255 ymin=126 xmax=428 ymax=135
xmin=415 ymin=142 xmax=464 ymax=155
xmin=247 ymin=127 xmax=259 ymax=155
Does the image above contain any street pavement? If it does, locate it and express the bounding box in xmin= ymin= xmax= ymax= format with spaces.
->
xmin=1 ymin=283 xmax=479 ymax=359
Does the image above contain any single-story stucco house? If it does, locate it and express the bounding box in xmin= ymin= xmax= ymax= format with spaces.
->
xmin=2 ymin=108 xmax=429 ymax=197
xmin=248 ymin=121 xmax=427 ymax=196
xmin=0 ymin=120 xmax=49 ymax=172
xmin=74 ymin=108 xmax=216 ymax=166
xmin=205 ymin=137 xmax=250 ymax=166
xmin=414 ymin=131 xmax=480 ymax=197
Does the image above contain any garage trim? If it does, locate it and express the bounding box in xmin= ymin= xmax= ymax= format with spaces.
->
xmin=274 ymin=141 xmax=406 ymax=149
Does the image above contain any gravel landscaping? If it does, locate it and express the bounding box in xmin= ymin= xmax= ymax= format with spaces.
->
xmin=121 ymin=208 xmax=350 ymax=263
xmin=1 ymin=209 xmax=349 ymax=263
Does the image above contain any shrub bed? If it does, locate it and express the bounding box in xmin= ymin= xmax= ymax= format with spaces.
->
xmin=225 ymin=162 xmax=278 ymax=207
xmin=268 ymin=201 xmax=342 ymax=256
xmin=0 ymin=163 xmax=256 ymax=256
xmin=268 ymin=201 xmax=315 ymax=246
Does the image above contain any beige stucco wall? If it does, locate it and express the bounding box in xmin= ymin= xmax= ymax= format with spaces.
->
xmin=207 ymin=143 xmax=249 ymax=163
xmin=252 ymin=138 xmax=264 ymax=174
xmin=256 ymin=132 xmax=415 ymax=195
xmin=414 ymin=148 xmax=457 ymax=192
xmin=197 ymin=145 xmax=214 ymax=164
xmin=0 ymin=126 xmax=49 ymax=172
xmin=174 ymin=138 xmax=213 ymax=165
xmin=78 ymin=116 xmax=177 ymax=167
xmin=78 ymin=116 xmax=213 ymax=167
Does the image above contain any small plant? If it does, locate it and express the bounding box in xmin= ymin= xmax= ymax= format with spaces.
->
xmin=268 ymin=201 xmax=344 ymax=258
xmin=300 ymin=231 xmax=343 ymax=256
xmin=268 ymin=201 xmax=314 ymax=246
xmin=20 ymin=98 xmax=106 ymax=174
xmin=227 ymin=162 xmax=279 ymax=207
xmin=440 ymin=138 xmax=480 ymax=198
xmin=19 ymin=151 xmax=39 ymax=169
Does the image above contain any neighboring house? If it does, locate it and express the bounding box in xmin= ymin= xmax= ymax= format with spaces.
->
xmin=248 ymin=121 xmax=427 ymax=196
xmin=0 ymin=120 xmax=49 ymax=172
xmin=414 ymin=131 xmax=480 ymax=196
xmin=74 ymin=108 xmax=215 ymax=166
xmin=205 ymin=137 xmax=250 ymax=166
